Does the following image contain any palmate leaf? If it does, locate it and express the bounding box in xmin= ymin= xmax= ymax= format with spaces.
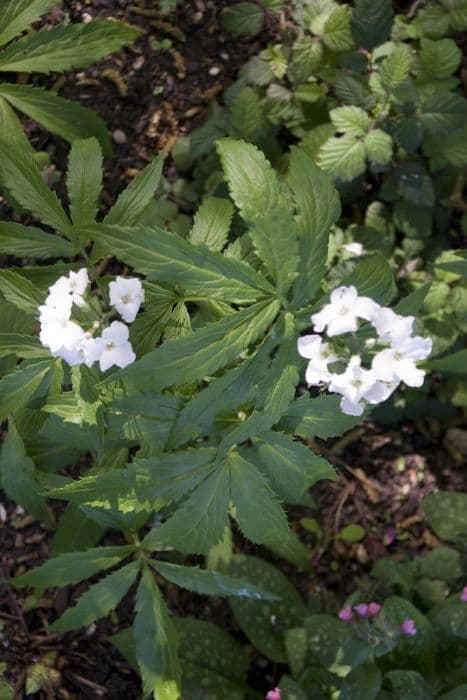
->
xmin=0 ymin=19 xmax=139 ymax=73
xmin=0 ymin=360 xmax=53 ymax=421
xmin=82 ymin=223 xmax=274 ymax=305
xmin=0 ymin=269 xmax=46 ymax=313
xmin=66 ymin=138 xmax=103 ymax=225
xmin=0 ymin=96 xmax=34 ymax=153
xmin=288 ymin=147 xmax=341 ymax=306
xmin=280 ymin=394 xmax=362 ymax=439
xmin=343 ymin=253 xmax=395 ymax=304
xmin=0 ymin=85 xmax=112 ymax=153
xmin=0 ymin=222 xmax=73 ymax=259
xmin=149 ymin=560 xmax=278 ymax=600
xmin=351 ymin=0 xmax=393 ymax=50
xmin=188 ymin=196 xmax=234 ymax=251
xmin=107 ymin=299 xmax=280 ymax=393
xmin=0 ymin=0 xmax=58 ymax=46
xmin=134 ymin=568 xmax=181 ymax=700
xmin=50 ymin=561 xmax=140 ymax=632
xmin=216 ymin=138 xmax=300 ymax=298
xmin=104 ymin=154 xmax=164 ymax=227
xmin=0 ymin=334 xmax=49 ymax=359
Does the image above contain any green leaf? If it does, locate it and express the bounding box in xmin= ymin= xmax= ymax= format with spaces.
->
xmin=438 ymin=687 xmax=467 ymax=700
xmin=0 ymin=142 xmax=70 ymax=234
xmin=429 ymin=349 xmax=467 ymax=376
xmin=318 ymin=134 xmax=366 ymax=181
xmin=0 ymin=222 xmax=74 ymax=259
xmin=419 ymin=547 xmax=462 ymax=581
xmin=50 ymin=561 xmax=139 ymax=632
xmin=11 ymin=544 xmax=134 ymax=588
xmin=229 ymin=86 xmax=266 ymax=142
xmin=343 ymin=253 xmax=395 ymax=304
xmin=338 ymin=523 xmax=366 ymax=542
xmin=0 ymin=20 xmax=139 ymax=73
xmin=0 ymin=419 xmax=49 ymax=523
xmin=0 ymin=269 xmax=43 ymax=313
xmin=420 ymin=92 xmax=467 ymax=136
xmin=305 ymin=614 xmax=352 ymax=671
xmin=382 ymin=597 xmax=436 ymax=674
xmin=0 ymin=360 xmax=52 ymax=421
xmin=134 ymin=568 xmax=181 ymax=700
xmin=422 ymin=491 xmax=467 ymax=542
xmin=330 ymin=106 xmax=371 ymax=137
xmin=84 ymin=223 xmax=274 ymax=305
xmin=288 ymin=147 xmax=341 ymax=305
xmin=323 ymin=6 xmax=354 ymax=51
xmin=188 ymin=196 xmax=233 ymax=251
xmin=364 ymin=129 xmax=392 ymax=166
xmin=51 ymin=503 xmax=103 ymax=555
xmin=384 ymin=671 xmax=425 ymax=700
xmin=67 ymin=138 xmax=103 ymax=226
xmin=0 ymin=95 xmax=34 ymax=153
xmin=419 ymin=38 xmax=461 ymax=80
xmin=109 ymin=299 xmax=280 ymax=393
xmin=351 ymin=0 xmax=393 ymax=50
xmin=221 ymin=3 xmax=264 ymax=37
xmin=280 ymin=394 xmax=361 ymax=439
xmin=0 ymin=334 xmax=49 ymax=359
xmin=150 ymin=560 xmax=278 ymax=600
xmin=341 ymin=662 xmax=382 ymax=700
xmin=0 ymin=0 xmax=58 ymax=45
xmin=0 ymin=85 xmax=112 ymax=154
xmin=104 ymin=154 xmax=164 ymax=227
xmin=229 ymin=555 xmax=307 ymax=662
xmin=217 ymin=138 xmax=300 ymax=297
xmin=379 ymin=45 xmax=411 ymax=92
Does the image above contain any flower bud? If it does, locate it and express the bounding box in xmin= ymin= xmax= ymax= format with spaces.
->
xmin=400 ymin=619 xmax=416 ymax=636
xmin=338 ymin=606 xmax=353 ymax=622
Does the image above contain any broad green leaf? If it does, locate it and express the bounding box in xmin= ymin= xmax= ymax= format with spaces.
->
xmin=280 ymin=394 xmax=361 ymax=439
xmin=0 ymin=85 xmax=112 ymax=154
xmin=338 ymin=524 xmax=366 ymax=542
xmin=419 ymin=547 xmax=462 ymax=581
xmin=318 ymin=134 xmax=366 ymax=181
xmin=379 ymin=45 xmax=411 ymax=92
xmin=382 ymin=597 xmax=436 ymax=674
xmin=279 ymin=676 xmax=308 ymax=700
xmin=50 ymin=562 xmax=139 ymax=632
xmin=429 ymin=349 xmax=467 ymax=376
xmin=0 ymin=142 xmax=70 ymax=234
xmin=0 ymin=420 xmax=49 ymax=522
xmin=351 ymin=0 xmax=393 ymax=50
xmin=288 ymin=147 xmax=341 ymax=305
xmin=343 ymin=253 xmax=395 ymax=304
xmin=330 ymin=106 xmax=371 ymax=137
xmin=422 ymin=491 xmax=467 ymax=541
xmin=420 ymin=92 xmax=467 ymax=136
xmin=0 ymin=360 xmax=52 ymax=421
xmin=364 ymin=129 xmax=392 ymax=166
xmin=222 ymin=3 xmax=264 ymax=36
xmin=67 ymin=138 xmax=103 ymax=226
xmin=0 ymin=222 xmax=73 ymax=259
xmin=83 ymin=223 xmax=274 ymax=304
xmin=150 ymin=560 xmax=278 ymax=600
xmin=144 ymin=463 xmax=230 ymax=554
xmin=437 ymin=688 xmax=467 ymax=700
xmin=0 ymin=20 xmax=139 ymax=73
xmin=323 ymin=6 xmax=354 ymax=51
xmin=134 ymin=568 xmax=181 ymax=700
xmin=11 ymin=544 xmax=134 ymax=588
xmin=0 ymin=269 xmax=43 ymax=313
xmin=429 ymin=597 xmax=467 ymax=642
xmin=217 ymin=138 xmax=300 ymax=297
xmin=229 ymin=451 xmax=288 ymax=548
xmin=229 ymin=86 xmax=266 ymax=142
xmin=0 ymin=96 xmax=34 ymax=152
xmin=0 ymin=334 xmax=49 ymax=359
xmin=188 ymin=196 xmax=233 ymax=251
xmin=305 ymin=614 xmax=352 ymax=671
xmin=419 ymin=38 xmax=461 ymax=80
xmin=229 ymin=555 xmax=307 ymax=662
xmin=104 ymin=154 xmax=164 ymax=226
xmin=341 ymin=662 xmax=382 ymax=700
xmin=108 ymin=299 xmax=280 ymax=393
xmin=0 ymin=0 xmax=58 ymax=45
xmin=384 ymin=670 xmax=425 ymax=700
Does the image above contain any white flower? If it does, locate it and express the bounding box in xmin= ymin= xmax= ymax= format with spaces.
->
xmin=372 ymin=336 xmax=432 ymax=387
xmin=364 ymin=378 xmax=400 ymax=404
xmin=95 ymin=321 xmax=136 ymax=371
xmin=344 ymin=242 xmax=364 ymax=257
xmin=39 ymin=305 xmax=84 ymax=354
xmin=311 ymin=285 xmax=380 ymax=337
xmin=329 ymin=355 xmax=379 ymax=416
xmin=297 ymin=334 xmax=337 ymax=385
xmin=77 ymin=334 xmax=104 ymax=368
xmin=48 ymin=268 xmax=89 ymax=308
xmin=372 ymin=307 xmax=414 ymax=343
xmin=109 ymin=276 xmax=144 ymax=323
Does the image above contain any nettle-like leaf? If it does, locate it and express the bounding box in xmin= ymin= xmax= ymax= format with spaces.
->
xmin=351 ymin=0 xmax=393 ymax=50
xmin=221 ymin=3 xmax=265 ymax=37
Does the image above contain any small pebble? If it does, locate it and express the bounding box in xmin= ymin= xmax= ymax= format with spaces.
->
xmin=81 ymin=12 xmax=93 ymax=23
xmin=209 ymin=66 xmax=221 ymax=76
xmin=133 ymin=55 xmax=145 ymax=70
xmin=220 ymin=52 xmax=229 ymax=61
xmin=113 ymin=129 xmax=127 ymax=144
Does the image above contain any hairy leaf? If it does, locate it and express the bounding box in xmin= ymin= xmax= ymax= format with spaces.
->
xmin=318 ymin=134 xmax=366 ymax=181
xmin=351 ymin=0 xmax=393 ymax=50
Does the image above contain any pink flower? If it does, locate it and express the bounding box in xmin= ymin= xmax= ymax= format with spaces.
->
xmin=400 ymin=619 xmax=416 ymax=636
xmin=461 ymin=587 xmax=467 ymax=603
xmin=354 ymin=603 xmax=369 ymax=618
xmin=338 ymin=606 xmax=353 ymax=622
xmin=266 ymin=689 xmax=281 ymax=700
xmin=368 ymin=602 xmax=381 ymax=617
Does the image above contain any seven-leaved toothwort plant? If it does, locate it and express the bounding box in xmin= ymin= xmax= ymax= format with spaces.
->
xmin=298 ymin=286 xmax=432 ymax=416
xmin=38 ymin=269 xmax=143 ymax=371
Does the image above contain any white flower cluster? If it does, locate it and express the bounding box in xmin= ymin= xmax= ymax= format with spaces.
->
xmin=39 ymin=269 xmax=144 ymax=371
xmin=298 ymin=285 xmax=432 ymax=416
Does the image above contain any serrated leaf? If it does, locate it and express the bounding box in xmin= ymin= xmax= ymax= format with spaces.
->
xmin=50 ymin=561 xmax=139 ymax=632
xmin=150 ymin=560 xmax=278 ymax=600
xmin=0 ymin=222 xmax=74 ymax=259
xmin=51 ymin=503 xmax=103 ymax=555
xmin=419 ymin=38 xmax=461 ymax=80
xmin=0 ymin=0 xmax=58 ymax=46
xmin=104 ymin=154 xmax=164 ymax=227
xmin=420 ymin=92 xmax=467 ymax=136
xmin=229 ymin=86 xmax=266 ymax=142
xmin=217 ymin=138 xmax=300 ymax=297
xmin=0 ymin=95 xmax=34 ymax=153
xmin=343 ymin=253 xmax=395 ymax=303
xmin=323 ymin=6 xmax=354 ymax=51
xmin=288 ymin=147 xmax=341 ymax=305
xmin=0 ymin=20 xmax=139 ymax=73
xmin=67 ymin=138 xmax=103 ymax=226
xmin=380 ymin=45 xmax=411 ymax=91
xmin=222 ymin=3 xmax=264 ymax=36
xmin=11 ymin=544 xmax=134 ymax=588
xmin=188 ymin=196 xmax=233 ymax=251
xmin=134 ymin=568 xmax=181 ymax=700
xmin=229 ymin=451 xmax=288 ymax=548
xmin=0 ymin=334 xmax=49 ymax=359
xmin=0 ymin=360 xmax=52 ymax=421
xmin=279 ymin=394 xmax=361 ymax=439
xmin=0 ymin=269 xmax=43 ymax=313
xmin=83 ymin=223 xmax=274 ymax=305
xmin=429 ymin=349 xmax=467 ymax=376
xmin=351 ymin=0 xmax=393 ymax=50
xmin=318 ymin=134 xmax=366 ymax=181
xmin=0 ymin=419 xmax=50 ymax=523
xmin=330 ymin=106 xmax=371 ymax=137
xmin=364 ymin=129 xmax=392 ymax=166
xmin=0 ymin=84 xmax=112 ymax=153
